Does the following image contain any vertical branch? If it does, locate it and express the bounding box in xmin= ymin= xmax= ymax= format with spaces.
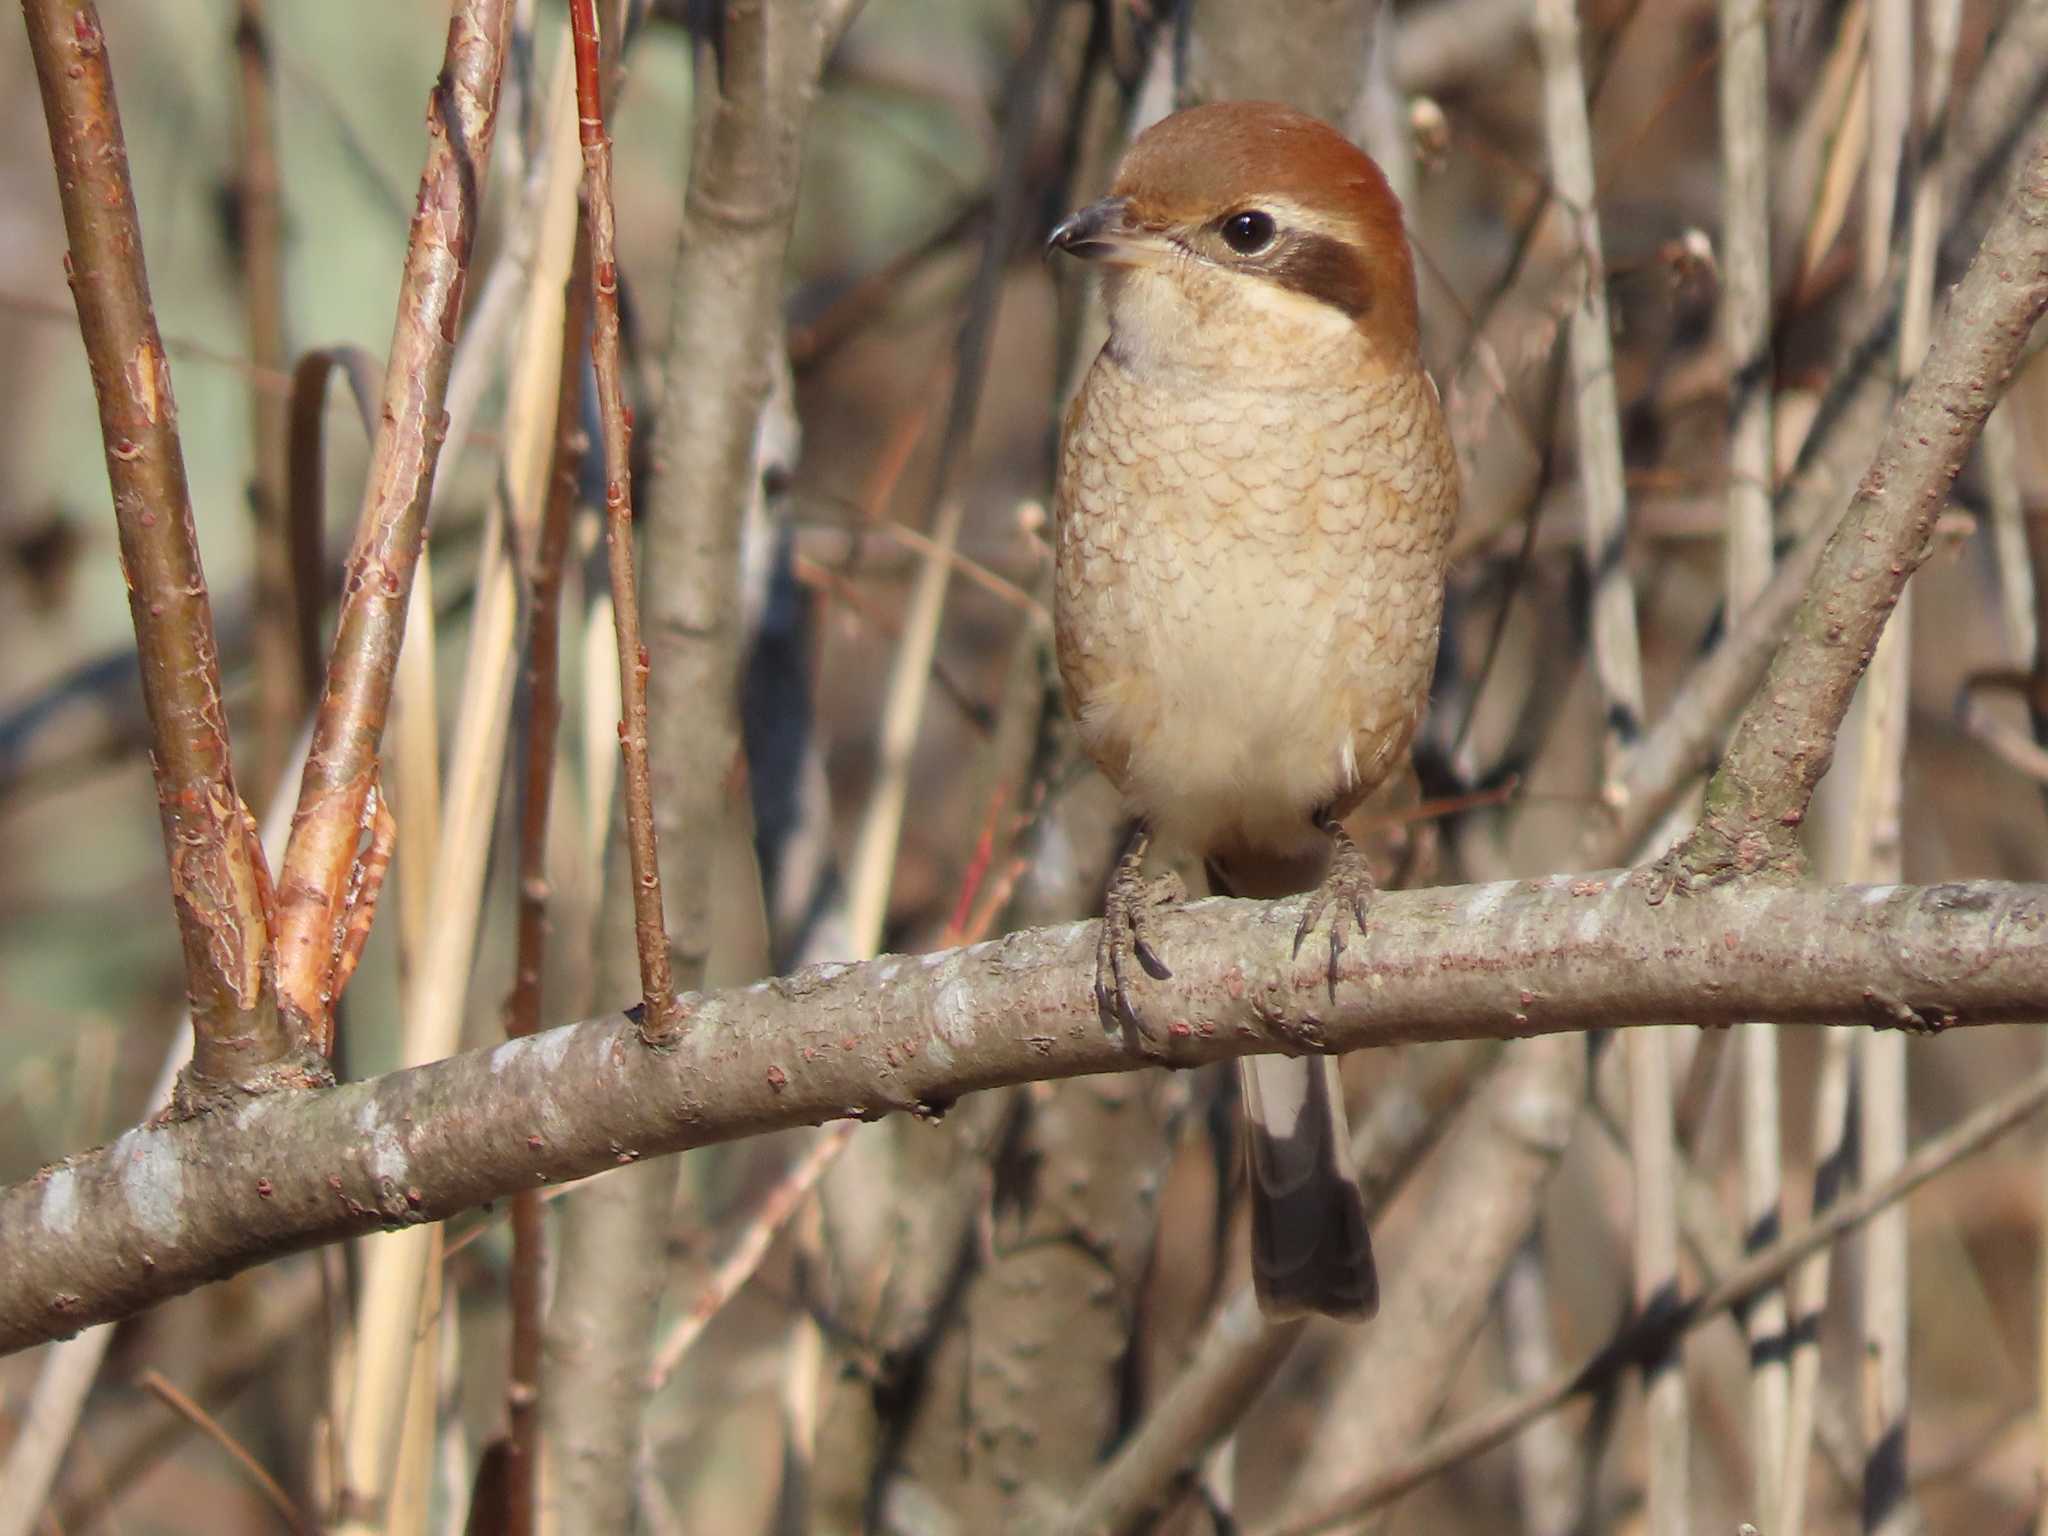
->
xmin=1719 ymin=0 xmax=1786 ymax=1517
xmin=1502 ymin=1238 xmax=1585 ymax=1536
xmin=1849 ymin=619 xmax=1913 ymax=1535
xmin=1532 ymin=2 xmax=1673 ymax=1526
xmin=272 ymin=0 xmax=513 ymax=1057
xmin=544 ymin=3 xmax=842 ymax=1528
xmin=1855 ymin=4 xmax=1954 ymax=1527
xmin=1740 ymin=1011 xmax=1790 ymax=1520
xmin=1777 ymin=1030 xmax=1858 ymax=1536
xmin=640 ymin=0 xmax=845 ymax=993
xmin=22 ymin=0 xmax=292 ymax=1092
xmin=232 ymin=0 xmax=298 ymax=801
xmin=1718 ymin=0 xmax=1774 ymax=617
xmin=570 ymin=0 xmax=678 ymax=1041
xmin=1862 ymin=0 xmax=1910 ymax=292
xmin=1532 ymin=0 xmax=1646 ymax=797
xmin=501 ymin=219 xmax=593 ymax=1536
xmin=1629 ymin=1025 xmax=1689 ymax=1536
xmin=334 ymin=44 xmax=581 ymax=1530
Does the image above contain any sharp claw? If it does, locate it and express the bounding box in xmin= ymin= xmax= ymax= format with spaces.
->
xmin=1295 ymin=823 xmax=1377 ymax=998
xmin=1095 ymin=827 xmax=1184 ymax=1045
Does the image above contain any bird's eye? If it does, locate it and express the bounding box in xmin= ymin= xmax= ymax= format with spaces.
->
xmin=1220 ymin=210 xmax=1277 ymax=255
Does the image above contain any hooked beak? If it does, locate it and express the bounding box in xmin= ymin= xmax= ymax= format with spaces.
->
xmin=1046 ymin=196 xmax=1157 ymax=264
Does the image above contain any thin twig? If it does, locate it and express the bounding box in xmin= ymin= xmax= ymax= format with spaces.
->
xmin=271 ymin=0 xmax=513 ymax=1058
xmin=137 ymin=1369 xmax=316 ymax=1535
xmin=645 ymin=1122 xmax=857 ymax=1390
xmin=1778 ymin=1026 xmax=1856 ymax=1536
xmin=23 ymin=0 xmax=291 ymax=1092
xmin=1628 ymin=1023 xmax=1688 ymax=1533
xmin=1265 ymin=1063 xmax=2048 ymax=1536
xmin=570 ymin=0 xmax=679 ymax=1042
xmin=46 ymin=1261 xmax=322 ymax=1533
xmin=547 ymin=1 xmax=833 ymax=1521
xmin=498 ymin=213 xmax=591 ymax=1536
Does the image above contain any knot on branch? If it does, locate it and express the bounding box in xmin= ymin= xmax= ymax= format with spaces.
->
xmin=167 ymin=1044 xmax=336 ymax=1122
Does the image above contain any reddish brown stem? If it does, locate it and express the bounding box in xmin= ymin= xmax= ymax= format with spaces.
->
xmin=22 ymin=0 xmax=292 ymax=1092
xmin=232 ymin=0 xmax=298 ymax=803
xmin=500 ymin=226 xmax=593 ymax=1536
xmin=570 ymin=0 xmax=681 ymax=1044
xmin=271 ymin=0 xmax=513 ymax=1057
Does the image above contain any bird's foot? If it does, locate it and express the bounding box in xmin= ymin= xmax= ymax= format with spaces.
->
xmin=1293 ymin=825 xmax=1375 ymax=998
xmin=1096 ymin=833 xmax=1184 ymax=1050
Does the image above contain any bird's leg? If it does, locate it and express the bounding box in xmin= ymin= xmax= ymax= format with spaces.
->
xmin=1293 ymin=811 xmax=1376 ymax=996
xmin=1097 ymin=823 xmax=1183 ymax=1046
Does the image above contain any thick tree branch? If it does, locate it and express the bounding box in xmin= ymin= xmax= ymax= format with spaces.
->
xmin=22 ymin=0 xmax=289 ymax=1091
xmin=2 ymin=874 xmax=2041 ymax=1356
xmin=1677 ymin=126 xmax=2048 ymax=882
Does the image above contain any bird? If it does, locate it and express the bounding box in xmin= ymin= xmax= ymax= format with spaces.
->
xmin=1047 ymin=101 xmax=1458 ymax=1321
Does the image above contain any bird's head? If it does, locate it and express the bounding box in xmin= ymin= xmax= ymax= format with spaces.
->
xmin=1049 ymin=102 xmax=1419 ymax=381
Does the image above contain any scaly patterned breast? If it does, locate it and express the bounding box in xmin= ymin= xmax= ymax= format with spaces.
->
xmin=1053 ymin=351 xmax=1456 ymax=859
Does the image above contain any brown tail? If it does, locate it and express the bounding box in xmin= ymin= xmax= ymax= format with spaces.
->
xmin=1238 ymin=1053 xmax=1378 ymax=1318
xmin=1209 ymin=850 xmax=1379 ymax=1321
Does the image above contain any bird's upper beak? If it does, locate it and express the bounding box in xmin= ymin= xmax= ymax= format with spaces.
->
xmin=1047 ymin=196 xmax=1160 ymax=264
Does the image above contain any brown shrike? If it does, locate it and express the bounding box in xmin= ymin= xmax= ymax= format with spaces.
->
xmin=1049 ymin=102 xmax=1457 ymax=1320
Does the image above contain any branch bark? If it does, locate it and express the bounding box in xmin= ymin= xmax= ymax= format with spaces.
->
xmin=22 ymin=0 xmax=290 ymax=1092
xmin=571 ymin=0 xmax=679 ymax=1042
xmin=271 ymin=0 xmax=512 ymax=1056
xmin=3 ymin=873 xmax=2041 ymax=1356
